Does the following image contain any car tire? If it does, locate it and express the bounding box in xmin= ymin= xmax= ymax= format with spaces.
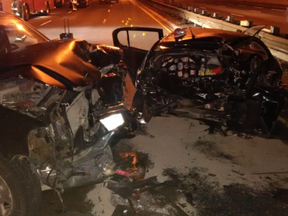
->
xmin=12 ymin=157 xmax=42 ymax=215
xmin=21 ymin=4 xmax=30 ymax=21
xmin=44 ymin=2 xmax=50 ymax=15
xmin=0 ymin=156 xmax=41 ymax=216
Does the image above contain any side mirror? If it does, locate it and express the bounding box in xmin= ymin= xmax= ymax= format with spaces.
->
xmin=60 ymin=32 xmax=73 ymax=39
xmin=60 ymin=17 xmax=73 ymax=39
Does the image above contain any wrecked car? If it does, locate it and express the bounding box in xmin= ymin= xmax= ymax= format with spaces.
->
xmin=0 ymin=12 xmax=144 ymax=216
xmin=113 ymin=26 xmax=286 ymax=134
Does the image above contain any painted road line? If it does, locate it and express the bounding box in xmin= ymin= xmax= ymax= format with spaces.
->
xmin=249 ymin=10 xmax=261 ymax=13
xmin=103 ymin=19 xmax=106 ymax=24
xmin=40 ymin=20 xmax=52 ymax=26
xmin=272 ymin=8 xmax=285 ymax=12
xmin=68 ymin=11 xmax=72 ymax=13
xmin=231 ymin=13 xmax=244 ymax=17
xmin=131 ymin=0 xmax=172 ymax=33
xmin=108 ymin=9 xmax=110 ymax=12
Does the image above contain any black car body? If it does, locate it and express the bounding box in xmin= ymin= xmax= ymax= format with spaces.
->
xmin=113 ymin=26 xmax=286 ymax=134
xmin=0 ymin=12 xmax=142 ymax=216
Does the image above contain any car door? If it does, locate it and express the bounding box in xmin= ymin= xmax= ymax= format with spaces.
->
xmin=112 ymin=27 xmax=163 ymax=82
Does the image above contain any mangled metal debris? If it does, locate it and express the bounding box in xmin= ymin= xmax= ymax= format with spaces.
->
xmin=0 ymin=13 xmax=147 ymax=216
xmin=107 ymin=175 xmax=190 ymax=216
xmin=113 ymin=26 xmax=288 ymax=134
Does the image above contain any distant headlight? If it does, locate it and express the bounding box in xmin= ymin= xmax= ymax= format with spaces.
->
xmin=100 ymin=113 xmax=124 ymax=131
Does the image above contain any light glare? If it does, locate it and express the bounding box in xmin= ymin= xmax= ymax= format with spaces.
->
xmin=100 ymin=113 xmax=124 ymax=131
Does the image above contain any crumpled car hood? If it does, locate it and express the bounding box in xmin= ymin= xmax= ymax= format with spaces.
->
xmin=0 ymin=39 xmax=101 ymax=90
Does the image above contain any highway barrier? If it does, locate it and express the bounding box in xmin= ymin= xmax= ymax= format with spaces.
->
xmin=146 ymin=0 xmax=288 ymax=61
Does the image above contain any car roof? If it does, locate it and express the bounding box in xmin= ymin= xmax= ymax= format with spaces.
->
xmin=0 ymin=11 xmax=12 ymax=17
xmin=0 ymin=11 xmax=19 ymax=19
xmin=162 ymin=28 xmax=249 ymax=43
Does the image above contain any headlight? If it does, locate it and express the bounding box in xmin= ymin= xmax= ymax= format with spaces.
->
xmin=100 ymin=113 xmax=124 ymax=131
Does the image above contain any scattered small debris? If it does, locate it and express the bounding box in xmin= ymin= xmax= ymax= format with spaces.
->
xmin=162 ymin=168 xmax=288 ymax=216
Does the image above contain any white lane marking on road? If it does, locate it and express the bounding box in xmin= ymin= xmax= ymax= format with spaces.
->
xmin=40 ymin=20 xmax=52 ymax=26
xmin=68 ymin=11 xmax=72 ymax=13
xmin=272 ymin=8 xmax=285 ymax=12
xmin=108 ymin=9 xmax=110 ymax=12
xmin=231 ymin=13 xmax=244 ymax=17
xmin=131 ymin=1 xmax=172 ymax=32
xmin=249 ymin=10 xmax=261 ymax=13
xmin=103 ymin=19 xmax=106 ymax=24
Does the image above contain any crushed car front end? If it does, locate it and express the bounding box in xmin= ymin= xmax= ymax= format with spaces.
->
xmin=0 ymin=13 xmax=143 ymax=216
xmin=135 ymin=28 xmax=286 ymax=134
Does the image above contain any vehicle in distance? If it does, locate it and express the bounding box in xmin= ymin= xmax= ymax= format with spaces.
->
xmin=11 ymin=0 xmax=50 ymax=21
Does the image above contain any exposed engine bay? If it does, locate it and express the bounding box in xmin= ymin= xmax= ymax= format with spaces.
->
xmin=0 ymin=78 xmax=102 ymax=139
xmin=0 ymin=77 xmax=116 ymax=187
xmin=0 ymin=39 xmax=141 ymax=190
xmin=0 ymin=34 xmax=147 ymax=192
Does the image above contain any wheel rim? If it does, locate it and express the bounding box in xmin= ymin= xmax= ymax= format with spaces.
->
xmin=0 ymin=176 xmax=13 ymax=216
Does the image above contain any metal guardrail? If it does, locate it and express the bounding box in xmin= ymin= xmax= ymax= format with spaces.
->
xmin=148 ymin=0 xmax=288 ymax=61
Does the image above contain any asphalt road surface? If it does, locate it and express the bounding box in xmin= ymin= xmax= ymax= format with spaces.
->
xmin=23 ymin=1 xmax=288 ymax=216
xmin=27 ymin=0 xmax=170 ymax=45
